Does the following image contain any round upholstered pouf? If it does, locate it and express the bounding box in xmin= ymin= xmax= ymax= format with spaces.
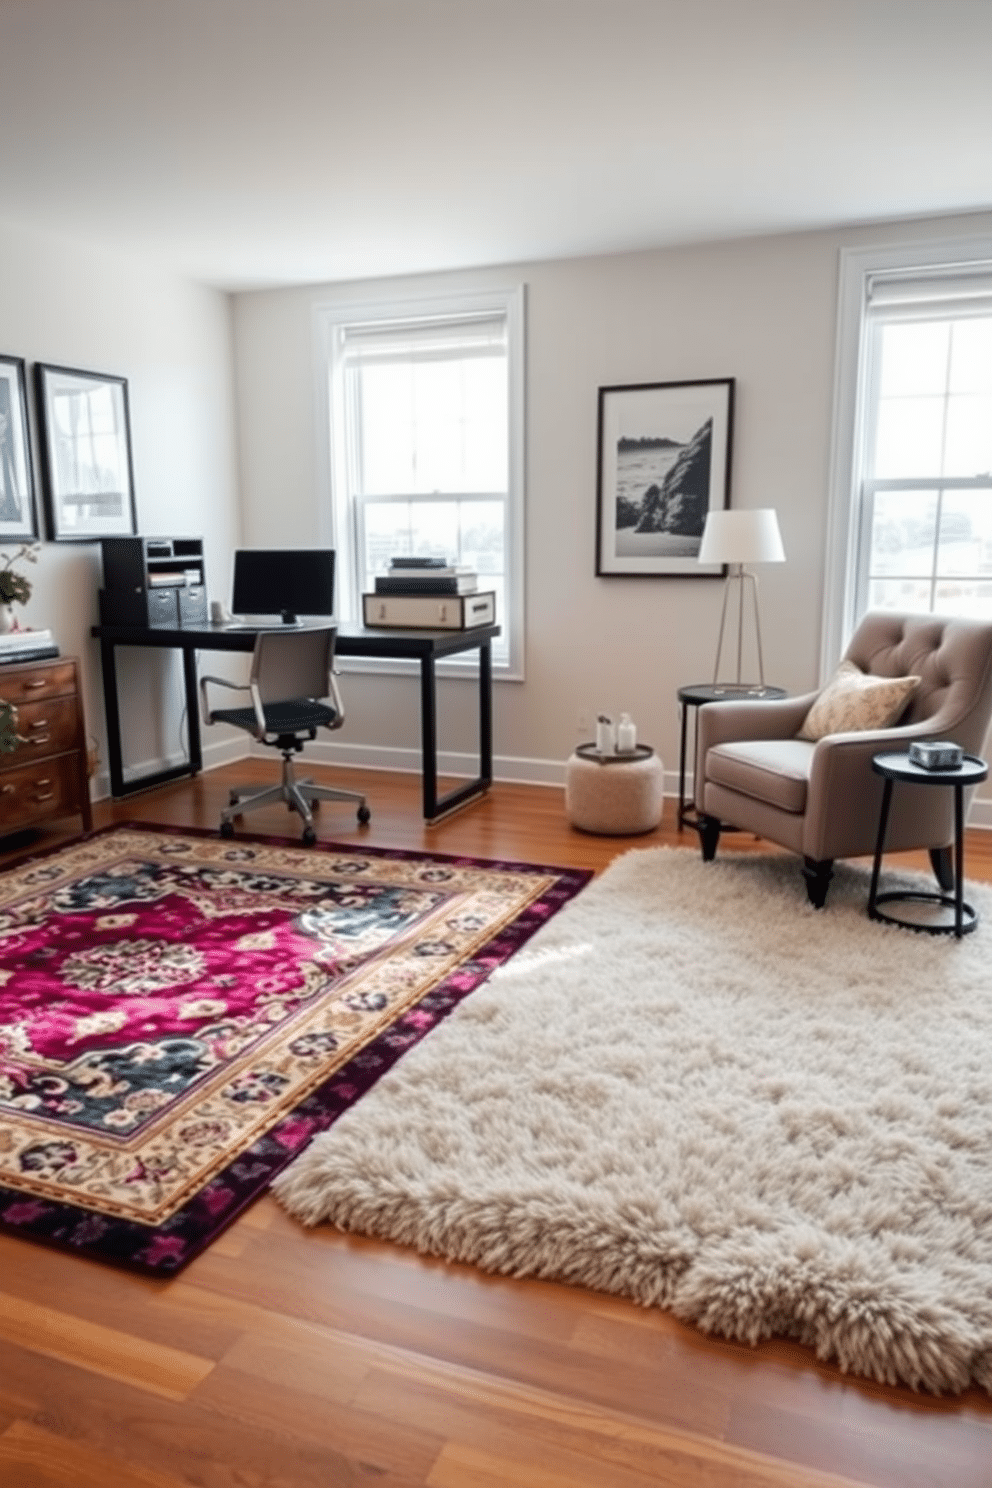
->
xmin=565 ymin=750 xmax=665 ymax=835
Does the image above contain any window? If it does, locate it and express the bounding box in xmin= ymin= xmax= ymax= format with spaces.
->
xmin=824 ymin=239 xmax=992 ymax=672
xmin=857 ymin=276 xmax=992 ymax=619
xmin=316 ymin=288 xmax=525 ymax=675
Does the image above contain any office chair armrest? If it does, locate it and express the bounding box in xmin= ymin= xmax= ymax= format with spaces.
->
xmin=326 ymin=666 xmax=346 ymax=728
xmin=199 ymin=672 xmax=250 ymax=726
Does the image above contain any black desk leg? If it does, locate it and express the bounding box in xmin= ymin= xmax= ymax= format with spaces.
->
xmin=417 ymin=641 xmax=494 ymax=823
xmin=419 ymin=653 xmax=439 ymax=820
xmin=479 ymin=640 xmax=493 ymax=786
xmin=182 ymin=645 xmax=203 ymax=774
xmin=867 ymin=778 xmax=893 ymax=919
xmin=100 ymin=639 xmax=126 ymax=798
xmin=99 ymin=640 xmax=204 ymax=799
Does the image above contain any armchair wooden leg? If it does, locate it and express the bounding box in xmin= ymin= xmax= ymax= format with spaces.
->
xmin=698 ymin=815 xmax=721 ymax=862
xmin=929 ymin=845 xmax=955 ymax=891
xmin=802 ymin=857 xmax=834 ymax=909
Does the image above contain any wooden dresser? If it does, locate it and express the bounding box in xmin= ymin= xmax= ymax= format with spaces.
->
xmin=0 ymin=656 xmax=93 ymax=838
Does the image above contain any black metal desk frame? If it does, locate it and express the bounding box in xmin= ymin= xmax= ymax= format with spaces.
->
xmin=91 ymin=621 xmax=498 ymax=823
xmin=868 ymin=750 xmax=988 ymax=938
xmin=676 ymin=682 xmax=787 ymax=832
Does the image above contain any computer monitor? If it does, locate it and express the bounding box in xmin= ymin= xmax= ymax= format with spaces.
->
xmin=231 ymin=548 xmax=335 ymax=625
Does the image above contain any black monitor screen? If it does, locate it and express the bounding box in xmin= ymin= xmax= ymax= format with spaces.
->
xmin=232 ymin=549 xmax=335 ymax=624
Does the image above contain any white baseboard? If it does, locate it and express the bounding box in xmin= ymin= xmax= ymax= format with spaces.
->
xmin=87 ymin=737 xmax=992 ymax=828
xmin=88 ymin=735 xmax=248 ymax=805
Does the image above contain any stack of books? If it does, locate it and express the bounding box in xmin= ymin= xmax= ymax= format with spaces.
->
xmin=374 ymin=557 xmax=478 ymax=595
xmin=0 ymin=627 xmax=60 ymax=665
xmin=364 ymin=557 xmax=496 ymax=630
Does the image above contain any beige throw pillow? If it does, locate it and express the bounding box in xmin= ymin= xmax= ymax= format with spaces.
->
xmin=798 ymin=659 xmax=920 ymax=742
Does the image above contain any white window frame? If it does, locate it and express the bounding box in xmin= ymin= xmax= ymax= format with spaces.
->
xmin=823 ymin=234 xmax=992 ymax=678
xmin=313 ymin=285 xmax=526 ymax=681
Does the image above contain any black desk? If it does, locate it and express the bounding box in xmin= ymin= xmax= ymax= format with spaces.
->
xmin=90 ymin=620 xmax=499 ymax=822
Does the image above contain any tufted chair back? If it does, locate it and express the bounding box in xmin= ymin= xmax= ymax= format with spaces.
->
xmin=844 ymin=612 xmax=992 ymax=752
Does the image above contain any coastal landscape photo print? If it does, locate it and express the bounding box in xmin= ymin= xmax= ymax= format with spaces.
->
xmin=595 ymin=377 xmax=734 ymax=576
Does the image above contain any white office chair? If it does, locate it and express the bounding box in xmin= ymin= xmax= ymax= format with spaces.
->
xmin=199 ymin=626 xmax=370 ymax=844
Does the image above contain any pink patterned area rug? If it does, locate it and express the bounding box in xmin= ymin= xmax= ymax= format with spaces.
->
xmin=0 ymin=824 xmax=590 ymax=1274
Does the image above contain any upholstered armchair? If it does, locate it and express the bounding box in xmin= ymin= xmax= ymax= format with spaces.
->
xmin=694 ymin=612 xmax=992 ymax=906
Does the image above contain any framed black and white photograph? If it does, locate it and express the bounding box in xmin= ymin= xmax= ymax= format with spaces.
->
xmin=35 ymin=363 xmax=137 ymax=542
xmin=0 ymin=355 xmax=38 ymax=540
xmin=595 ymin=377 xmax=734 ymax=577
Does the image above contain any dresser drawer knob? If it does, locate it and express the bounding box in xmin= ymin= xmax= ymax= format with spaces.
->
xmin=1 ymin=784 xmax=14 ymax=795
xmin=24 ymin=679 xmax=48 ymax=690
xmin=29 ymin=734 xmax=51 ymax=746
xmin=28 ymin=718 xmax=49 ymax=730
xmin=34 ymin=791 xmax=55 ymax=802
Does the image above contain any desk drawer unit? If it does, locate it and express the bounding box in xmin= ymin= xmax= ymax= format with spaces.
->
xmin=0 ymin=754 xmax=85 ymax=833
xmin=0 ymin=656 xmax=92 ymax=837
xmin=0 ymin=659 xmax=78 ymax=705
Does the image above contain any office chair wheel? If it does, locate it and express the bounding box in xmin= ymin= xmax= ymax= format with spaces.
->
xmin=302 ymin=826 xmax=317 ymax=846
xmin=357 ymin=805 xmax=371 ymax=824
xmin=220 ymin=820 xmax=235 ymax=839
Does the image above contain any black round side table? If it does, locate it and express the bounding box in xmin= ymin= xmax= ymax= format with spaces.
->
xmin=868 ymin=750 xmax=989 ymax=938
xmin=676 ymin=682 xmax=787 ymax=832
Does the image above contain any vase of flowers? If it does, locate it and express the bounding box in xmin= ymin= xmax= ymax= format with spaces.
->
xmin=0 ymin=543 xmax=40 ymax=633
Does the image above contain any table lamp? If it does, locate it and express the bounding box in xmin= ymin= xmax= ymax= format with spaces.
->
xmin=697 ymin=508 xmax=785 ymax=686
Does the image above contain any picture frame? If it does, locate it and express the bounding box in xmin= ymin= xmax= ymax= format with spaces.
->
xmin=595 ymin=377 xmax=734 ymax=577
xmin=0 ymin=355 xmax=38 ymax=540
xmin=35 ymin=362 xmax=137 ymax=542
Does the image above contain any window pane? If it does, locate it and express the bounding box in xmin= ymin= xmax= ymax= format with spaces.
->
xmin=948 ymin=318 xmax=992 ymax=394
xmin=357 ymin=366 xmax=416 ymax=495
xmin=933 ymin=580 xmax=992 ymax=619
xmin=878 ymin=321 xmax=950 ymax=397
xmin=363 ymin=501 xmax=415 ymax=575
xmin=362 ymin=500 xmax=462 ymax=580
xmin=408 ymin=500 xmax=461 ymax=558
xmin=936 ymin=492 xmax=992 ymax=575
xmin=357 ymin=356 xmax=506 ymax=497
xmin=868 ymin=490 xmax=937 ymax=577
xmin=873 ymin=397 xmax=944 ymax=477
xmin=943 ymin=395 xmax=992 ymax=476
xmin=866 ymin=577 xmax=932 ymax=612
xmin=459 ymin=501 xmax=504 ymax=577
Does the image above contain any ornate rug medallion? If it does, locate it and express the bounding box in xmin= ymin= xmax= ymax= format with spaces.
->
xmin=0 ymin=824 xmax=590 ymax=1272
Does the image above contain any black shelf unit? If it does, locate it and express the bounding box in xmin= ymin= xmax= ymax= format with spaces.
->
xmin=99 ymin=536 xmax=208 ymax=628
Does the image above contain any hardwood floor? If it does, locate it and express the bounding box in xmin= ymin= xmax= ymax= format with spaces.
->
xmin=2 ymin=763 xmax=991 ymax=1488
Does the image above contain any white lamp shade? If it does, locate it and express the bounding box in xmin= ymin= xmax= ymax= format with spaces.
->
xmin=698 ymin=508 xmax=786 ymax=565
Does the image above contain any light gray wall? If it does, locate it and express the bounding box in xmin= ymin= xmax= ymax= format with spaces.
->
xmin=0 ymin=220 xmax=241 ymax=794
xmin=232 ymin=207 xmax=992 ymax=810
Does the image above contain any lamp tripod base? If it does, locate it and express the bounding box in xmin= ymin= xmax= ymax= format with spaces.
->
xmin=711 ymin=566 xmax=766 ymax=688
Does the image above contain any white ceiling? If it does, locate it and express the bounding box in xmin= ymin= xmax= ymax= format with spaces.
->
xmin=2 ymin=0 xmax=991 ymax=292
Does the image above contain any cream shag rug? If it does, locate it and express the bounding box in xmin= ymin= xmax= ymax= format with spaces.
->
xmin=273 ymin=849 xmax=992 ymax=1395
